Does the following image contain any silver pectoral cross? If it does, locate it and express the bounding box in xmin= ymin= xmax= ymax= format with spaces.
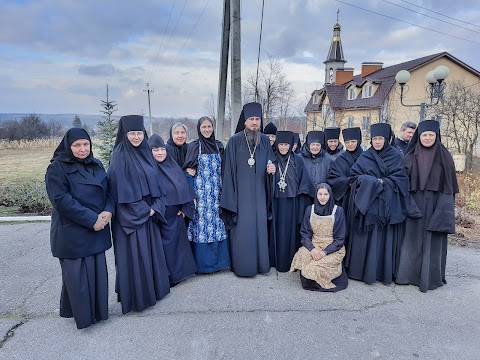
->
xmin=278 ymin=179 xmax=287 ymax=192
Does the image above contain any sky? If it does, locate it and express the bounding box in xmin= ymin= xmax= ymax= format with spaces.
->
xmin=0 ymin=0 xmax=479 ymax=118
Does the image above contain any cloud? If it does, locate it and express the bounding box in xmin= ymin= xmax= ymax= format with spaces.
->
xmin=78 ymin=64 xmax=118 ymax=76
xmin=0 ymin=0 xmax=479 ymax=118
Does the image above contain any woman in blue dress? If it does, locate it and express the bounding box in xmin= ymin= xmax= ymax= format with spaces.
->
xmin=183 ymin=116 xmax=230 ymax=273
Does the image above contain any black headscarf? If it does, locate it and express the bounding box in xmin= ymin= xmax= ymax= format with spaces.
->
xmin=264 ymin=122 xmax=277 ymax=135
xmin=52 ymin=128 xmax=97 ymax=165
xmin=235 ymin=102 xmax=264 ymax=133
xmin=108 ymin=115 xmax=164 ymax=204
xmin=370 ymin=123 xmax=395 ymax=155
xmin=183 ymin=117 xmax=224 ymax=170
xmin=342 ymin=127 xmax=363 ymax=163
xmin=148 ymin=134 xmax=195 ymax=205
xmin=301 ymin=131 xmax=326 ymax=159
xmin=325 ymin=127 xmax=343 ymax=156
xmin=166 ymin=123 xmax=189 ymax=166
xmin=314 ymin=183 xmax=335 ymax=216
xmin=293 ymin=132 xmax=302 ymax=154
xmin=403 ymin=120 xmax=459 ymax=194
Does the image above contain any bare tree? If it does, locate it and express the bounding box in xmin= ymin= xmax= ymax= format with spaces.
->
xmin=203 ymin=93 xmax=217 ymax=123
xmin=436 ymin=80 xmax=480 ymax=170
xmin=244 ymin=54 xmax=294 ymax=125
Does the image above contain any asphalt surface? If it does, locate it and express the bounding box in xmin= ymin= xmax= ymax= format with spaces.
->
xmin=1 ymin=222 xmax=479 ymax=360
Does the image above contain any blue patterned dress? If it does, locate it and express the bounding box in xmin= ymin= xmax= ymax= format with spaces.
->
xmin=188 ymin=143 xmax=230 ymax=273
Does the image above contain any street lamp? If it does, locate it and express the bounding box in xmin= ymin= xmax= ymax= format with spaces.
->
xmin=395 ymin=65 xmax=449 ymax=121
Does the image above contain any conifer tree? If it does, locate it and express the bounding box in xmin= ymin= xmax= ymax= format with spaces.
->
xmin=97 ymin=85 xmax=118 ymax=168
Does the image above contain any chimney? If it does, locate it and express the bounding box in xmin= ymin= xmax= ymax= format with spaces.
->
xmin=361 ymin=62 xmax=383 ymax=78
xmin=335 ymin=68 xmax=354 ymax=85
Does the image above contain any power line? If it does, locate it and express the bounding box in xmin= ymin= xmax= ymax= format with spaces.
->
xmin=148 ymin=0 xmax=177 ymax=82
xmin=380 ymin=0 xmax=480 ymax=35
xmin=335 ymin=0 xmax=480 ymax=45
xmin=398 ymin=0 xmax=480 ymax=29
xmin=156 ymin=0 xmax=189 ymax=75
xmin=160 ymin=0 xmax=211 ymax=81
xmin=254 ymin=0 xmax=265 ymax=102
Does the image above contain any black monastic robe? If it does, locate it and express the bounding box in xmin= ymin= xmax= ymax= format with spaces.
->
xmin=270 ymin=153 xmax=314 ymax=272
xmin=346 ymin=145 xmax=409 ymax=284
xmin=220 ymin=132 xmax=276 ymax=277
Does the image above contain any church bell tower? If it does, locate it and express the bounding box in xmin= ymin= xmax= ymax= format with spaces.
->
xmin=324 ymin=10 xmax=347 ymax=85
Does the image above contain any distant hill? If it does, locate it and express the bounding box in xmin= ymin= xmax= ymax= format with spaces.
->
xmin=0 ymin=113 xmax=117 ymax=127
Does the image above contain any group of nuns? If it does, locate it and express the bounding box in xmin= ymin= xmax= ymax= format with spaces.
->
xmin=46 ymin=104 xmax=457 ymax=330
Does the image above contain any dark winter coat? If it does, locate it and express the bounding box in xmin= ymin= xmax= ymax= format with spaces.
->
xmin=46 ymin=160 xmax=115 ymax=259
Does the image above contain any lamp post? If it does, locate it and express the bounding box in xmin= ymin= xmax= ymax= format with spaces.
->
xmin=395 ymin=65 xmax=449 ymax=122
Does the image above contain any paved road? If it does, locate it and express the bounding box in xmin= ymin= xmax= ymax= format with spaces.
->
xmin=1 ymin=222 xmax=479 ymax=360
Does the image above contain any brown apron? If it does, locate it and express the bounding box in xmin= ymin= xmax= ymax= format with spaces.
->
xmin=290 ymin=205 xmax=345 ymax=289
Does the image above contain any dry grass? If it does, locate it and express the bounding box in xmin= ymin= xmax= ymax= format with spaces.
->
xmin=456 ymin=172 xmax=480 ymax=211
xmin=0 ymin=146 xmax=56 ymax=188
xmin=0 ymin=139 xmax=60 ymax=149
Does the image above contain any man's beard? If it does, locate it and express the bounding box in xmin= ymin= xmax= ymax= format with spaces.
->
xmin=245 ymin=128 xmax=261 ymax=148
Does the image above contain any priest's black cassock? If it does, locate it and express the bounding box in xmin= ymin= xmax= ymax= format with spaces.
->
xmin=346 ymin=123 xmax=409 ymax=285
xmin=220 ymin=102 xmax=276 ymax=277
xmin=270 ymin=131 xmax=314 ymax=272
xmin=148 ymin=134 xmax=197 ymax=285
xmin=396 ymin=120 xmax=458 ymax=292
xmin=108 ymin=115 xmax=170 ymax=314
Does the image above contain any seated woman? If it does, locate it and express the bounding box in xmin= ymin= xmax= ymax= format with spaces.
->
xmin=396 ymin=120 xmax=458 ymax=292
xmin=290 ymin=183 xmax=348 ymax=292
xmin=45 ymin=128 xmax=114 ymax=329
xmin=148 ymin=134 xmax=197 ymax=285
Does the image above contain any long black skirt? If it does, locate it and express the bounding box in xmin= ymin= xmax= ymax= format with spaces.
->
xmin=59 ymin=252 xmax=108 ymax=329
xmin=269 ymin=197 xmax=299 ymax=273
xmin=113 ymin=218 xmax=170 ymax=314
xmin=347 ymin=224 xmax=398 ymax=285
xmin=299 ymin=266 xmax=348 ymax=292
xmin=160 ymin=205 xmax=197 ymax=284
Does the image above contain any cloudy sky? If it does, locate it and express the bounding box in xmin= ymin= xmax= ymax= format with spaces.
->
xmin=0 ymin=0 xmax=479 ymax=118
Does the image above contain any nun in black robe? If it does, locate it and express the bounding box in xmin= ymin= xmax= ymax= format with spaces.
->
xmin=46 ymin=128 xmax=114 ymax=329
xmin=325 ymin=127 xmax=345 ymax=161
xmin=327 ymin=127 xmax=363 ymax=266
xmin=108 ymin=115 xmax=170 ymax=314
xmin=292 ymin=132 xmax=302 ymax=154
xmin=165 ymin=122 xmax=189 ymax=168
xmin=301 ymin=131 xmax=333 ymax=190
xmin=290 ymin=183 xmax=348 ymax=292
xmin=148 ymin=134 xmax=198 ymax=285
xmin=396 ymin=120 xmax=458 ymax=292
xmin=183 ymin=117 xmax=230 ymax=273
xmin=220 ymin=102 xmax=276 ymax=277
xmin=327 ymin=127 xmax=363 ymax=210
xmin=270 ymin=131 xmax=314 ymax=272
xmin=346 ymin=123 xmax=409 ymax=285
xmin=264 ymin=122 xmax=278 ymax=153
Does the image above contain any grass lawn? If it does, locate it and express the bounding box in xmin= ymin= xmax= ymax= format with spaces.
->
xmin=0 ymin=147 xmax=54 ymax=188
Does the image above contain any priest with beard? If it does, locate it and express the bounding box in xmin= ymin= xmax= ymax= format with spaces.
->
xmin=325 ymin=127 xmax=345 ymax=161
xmin=346 ymin=123 xmax=409 ymax=285
xmin=270 ymin=131 xmax=314 ymax=272
xmin=220 ymin=102 xmax=276 ymax=277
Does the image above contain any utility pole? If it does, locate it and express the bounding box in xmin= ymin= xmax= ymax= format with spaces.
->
xmin=143 ymin=83 xmax=154 ymax=135
xmin=230 ymin=0 xmax=242 ymax=135
xmin=216 ymin=0 xmax=230 ymax=142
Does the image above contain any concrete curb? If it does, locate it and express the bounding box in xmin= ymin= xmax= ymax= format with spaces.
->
xmin=0 ymin=216 xmax=51 ymax=222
